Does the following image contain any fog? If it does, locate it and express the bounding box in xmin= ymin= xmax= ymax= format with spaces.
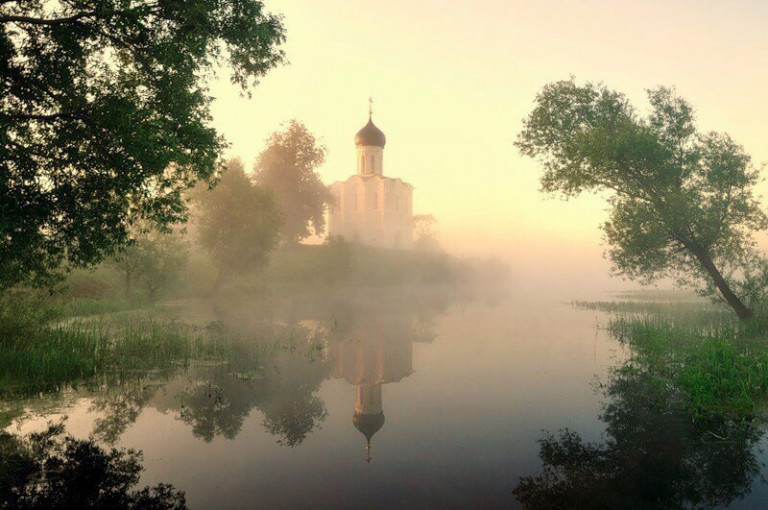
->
xmin=5 ymin=1 xmax=768 ymax=508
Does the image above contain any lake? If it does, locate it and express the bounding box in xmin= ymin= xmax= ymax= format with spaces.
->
xmin=4 ymin=285 xmax=768 ymax=509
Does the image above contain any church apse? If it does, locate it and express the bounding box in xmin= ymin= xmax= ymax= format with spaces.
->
xmin=328 ymin=100 xmax=414 ymax=250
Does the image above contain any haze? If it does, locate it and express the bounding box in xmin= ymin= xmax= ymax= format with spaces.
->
xmin=200 ymin=0 xmax=768 ymax=293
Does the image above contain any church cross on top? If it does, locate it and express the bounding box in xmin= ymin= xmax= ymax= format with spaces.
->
xmin=369 ymin=97 xmax=373 ymax=119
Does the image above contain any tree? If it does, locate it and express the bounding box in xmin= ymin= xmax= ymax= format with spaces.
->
xmin=517 ymin=79 xmax=767 ymax=319
xmin=253 ymin=120 xmax=334 ymax=244
xmin=0 ymin=423 xmax=187 ymax=509
xmin=140 ymin=230 xmax=189 ymax=301
xmin=194 ymin=158 xmax=282 ymax=291
xmin=0 ymin=0 xmax=286 ymax=291
xmin=108 ymin=225 xmax=188 ymax=300
xmin=413 ymin=214 xmax=440 ymax=251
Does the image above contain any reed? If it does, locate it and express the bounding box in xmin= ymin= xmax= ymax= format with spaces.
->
xmin=586 ymin=295 xmax=768 ymax=421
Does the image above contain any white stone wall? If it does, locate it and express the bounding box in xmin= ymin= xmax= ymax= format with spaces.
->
xmin=328 ymin=174 xmax=413 ymax=249
xmin=356 ymin=145 xmax=384 ymax=175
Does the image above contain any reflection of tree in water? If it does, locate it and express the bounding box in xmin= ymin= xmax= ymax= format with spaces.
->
xmin=514 ymin=359 xmax=764 ymax=509
xmin=260 ymin=384 xmax=328 ymax=447
xmin=7 ymin=289 xmax=458 ymax=450
xmin=0 ymin=422 xmax=186 ymax=509
xmin=171 ymin=324 xmax=331 ymax=445
xmin=90 ymin=374 xmax=171 ymax=445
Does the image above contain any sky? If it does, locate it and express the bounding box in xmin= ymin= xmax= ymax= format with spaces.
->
xmin=207 ymin=0 xmax=768 ymax=292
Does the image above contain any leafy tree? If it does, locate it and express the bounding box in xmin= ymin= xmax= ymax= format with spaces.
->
xmin=139 ymin=230 xmax=189 ymax=301
xmin=108 ymin=225 xmax=188 ymax=300
xmin=0 ymin=422 xmax=186 ymax=509
xmin=413 ymin=214 xmax=440 ymax=252
xmin=108 ymin=243 xmax=144 ymax=299
xmin=253 ymin=120 xmax=334 ymax=244
xmin=517 ymin=80 xmax=767 ymax=319
xmin=194 ymin=158 xmax=282 ymax=291
xmin=0 ymin=0 xmax=286 ymax=291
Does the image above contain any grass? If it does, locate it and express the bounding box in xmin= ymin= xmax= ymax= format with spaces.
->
xmin=591 ymin=294 xmax=768 ymax=421
xmin=0 ymin=308 xmax=244 ymax=397
xmin=0 ymin=292 xmax=327 ymax=402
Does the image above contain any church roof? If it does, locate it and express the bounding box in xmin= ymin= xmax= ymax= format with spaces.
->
xmin=355 ymin=118 xmax=386 ymax=147
xmin=333 ymin=174 xmax=412 ymax=187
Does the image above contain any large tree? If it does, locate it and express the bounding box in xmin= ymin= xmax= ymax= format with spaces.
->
xmin=517 ymin=79 xmax=767 ymax=319
xmin=253 ymin=120 xmax=334 ymax=244
xmin=194 ymin=158 xmax=282 ymax=291
xmin=0 ymin=0 xmax=285 ymax=291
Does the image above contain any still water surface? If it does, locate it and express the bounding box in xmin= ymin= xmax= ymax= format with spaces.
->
xmin=5 ymin=287 xmax=768 ymax=508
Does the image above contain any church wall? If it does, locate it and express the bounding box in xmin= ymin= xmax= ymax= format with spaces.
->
xmin=328 ymin=175 xmax=413 ymax=249
xmin=356 ymin=146 xmax=384 ymax=175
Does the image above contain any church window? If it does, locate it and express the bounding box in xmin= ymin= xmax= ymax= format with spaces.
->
xmin=370 ymin=155 xmax=375 ymax=173
xmin=361 ymin=155 xmax=365 ymax=172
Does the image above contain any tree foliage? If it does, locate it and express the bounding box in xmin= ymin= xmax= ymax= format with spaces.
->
xmin=517 ymin=79 xmax=767 ymax=319
xmin=194 ymin=158 xmax=282 ymax=289
xmin=108 ymin=225 xmax=189 ymax=300
xmin=0 ymin=422 xmax=186 ymax=509
xmin=413 ymin=214 xmax=440 ymax=252
xmin=253 ymin=120 xmax=333 ymax=244
xmin=0 ymin=0 xmax=286 ymax=291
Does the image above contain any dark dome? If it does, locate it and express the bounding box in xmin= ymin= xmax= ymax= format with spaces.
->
xmin=353 ymin=412 xmax=385 ymax=441
xmin=355 ymin=118 xmax=386 ymax=147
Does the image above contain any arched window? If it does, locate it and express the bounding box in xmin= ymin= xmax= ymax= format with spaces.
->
xmin=361 ymin=154 xmax=366 ymax=172
xmin=370 ymin=154 xmax=375 ymax=173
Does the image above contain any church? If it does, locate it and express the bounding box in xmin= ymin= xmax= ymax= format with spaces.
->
xmin=328 ymin=103 xmax=414 ymax=249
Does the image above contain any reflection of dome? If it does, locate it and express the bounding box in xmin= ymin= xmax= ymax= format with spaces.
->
xmin=354 ymin=412 xmax=385 ymax=463
xmin=354 ymin=118 xmax=386 ymax=147
xmin=353 ymin=412 xmax=385 ymax=442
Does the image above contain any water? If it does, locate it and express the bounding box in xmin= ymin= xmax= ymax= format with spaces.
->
xmin=4 ymin=287 xmax=768 ymax=509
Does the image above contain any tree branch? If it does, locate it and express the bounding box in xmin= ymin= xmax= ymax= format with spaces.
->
xmin=2 ymin=111 xmax=83 ymax=121
xmin=0 ymin=12 xmax=95 ymax=25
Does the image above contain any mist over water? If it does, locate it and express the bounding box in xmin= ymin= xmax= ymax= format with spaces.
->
xmin=5 ymin=1 xmax=768 ymax=508
xmin=4 ymin=284 xmax=615 ymax=509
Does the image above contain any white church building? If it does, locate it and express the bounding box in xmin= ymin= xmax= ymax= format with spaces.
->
xmin=328 ymin=105 xmax=413 ymax=249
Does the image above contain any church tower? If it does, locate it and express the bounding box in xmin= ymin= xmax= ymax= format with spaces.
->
xmin=355 ymin=99 xmax=386 ymax=176
xmin=328 ymin=101 xmax=414 ymax=249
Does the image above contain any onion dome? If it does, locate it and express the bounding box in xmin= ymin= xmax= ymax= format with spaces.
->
xmin=354 ymin=118 xmax=386 ymax=147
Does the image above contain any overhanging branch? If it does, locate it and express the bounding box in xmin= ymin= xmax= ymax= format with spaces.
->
xmin=0 ymin=12 xmax=95 ymax=25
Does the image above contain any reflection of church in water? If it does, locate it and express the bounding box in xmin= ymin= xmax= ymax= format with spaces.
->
xmin=328 ymin=317 xmax=415 ymax=462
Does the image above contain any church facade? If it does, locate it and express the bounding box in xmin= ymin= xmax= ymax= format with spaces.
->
xmin=328 ymin=108 xmax=413 ymax=249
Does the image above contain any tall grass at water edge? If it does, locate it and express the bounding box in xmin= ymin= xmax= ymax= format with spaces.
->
xmin=0 ymin=315 xmax=243 ymax=395
xmin=578 ymin=294 xmax=768 ymax=421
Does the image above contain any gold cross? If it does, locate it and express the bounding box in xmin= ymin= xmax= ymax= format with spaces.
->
xmin=368 ymin=97 xmax=373 ymax=118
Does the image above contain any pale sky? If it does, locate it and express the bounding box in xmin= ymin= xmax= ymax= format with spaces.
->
xmin=208 ymin=0 xmax=768 ymax=291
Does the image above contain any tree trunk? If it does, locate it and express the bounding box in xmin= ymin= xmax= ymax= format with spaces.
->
xmin=689 ymin=244 xmax=752 ymax=320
